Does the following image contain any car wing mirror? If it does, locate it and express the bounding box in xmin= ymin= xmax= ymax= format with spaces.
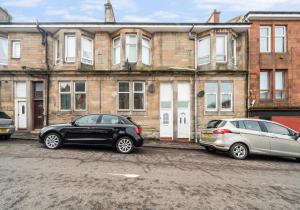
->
xmin=293 ymin=133 xmax=300 ymax=140
xmin=71 ymin=121 xmax=78 ymax=126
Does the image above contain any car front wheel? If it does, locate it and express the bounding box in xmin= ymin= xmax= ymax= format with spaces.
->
xmin=116 ymin=137 xmax=134 ymax=154
xmin=44 ymin=133 xmax=62 ymax=149
xmin=229 ymin=143 xmax=248 ymax=160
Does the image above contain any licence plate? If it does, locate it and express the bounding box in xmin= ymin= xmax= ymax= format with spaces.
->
xmin=201 ymin=133 xmax=212 ymax=139
xmin=0 ymin=128 xmax=7 ymax=133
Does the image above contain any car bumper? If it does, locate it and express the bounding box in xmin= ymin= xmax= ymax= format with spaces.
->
xmin=135 ymin=136 xmax=144 ymax=147
xmin=199 ymin=140 xmax=230 ymax=151
xmin=0 ymin=127 xmax=15 ymax=136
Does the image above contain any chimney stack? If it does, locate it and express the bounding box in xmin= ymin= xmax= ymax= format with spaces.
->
xmin=104 ymin=0 xmax=116 ymax=23
xmin=0 ymin=7 xmax=12 ymax=23
xmin=207 ymin=9 xmax=220 ymax=23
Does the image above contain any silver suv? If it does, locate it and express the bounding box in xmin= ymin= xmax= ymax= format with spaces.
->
xmin=199 ymin=119 xmax=300 ymax=160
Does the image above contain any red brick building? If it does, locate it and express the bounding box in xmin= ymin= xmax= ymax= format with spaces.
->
xmin=246 ymin=12 xmax=300 ymax=132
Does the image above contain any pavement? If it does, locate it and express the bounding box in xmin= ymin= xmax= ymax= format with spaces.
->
xmin=0 ymin=139 xmax=300 ymax=210
xmin=11 ymin=132 xmax=201 ymax=150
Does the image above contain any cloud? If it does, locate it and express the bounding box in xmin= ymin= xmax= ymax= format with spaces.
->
xmin=1 ymin=0 xmax=43 ymax=8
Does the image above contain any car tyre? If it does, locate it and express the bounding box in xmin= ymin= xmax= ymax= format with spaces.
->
xmin=229 ymin=143 xmax=248 ymax=160
xmin=44 ymin=133 xmax=62 ymax=150
xmin=296 ymin=158 xmax=300 ymax=163
xmin=116 ymin=137 xmax=134 ymax=154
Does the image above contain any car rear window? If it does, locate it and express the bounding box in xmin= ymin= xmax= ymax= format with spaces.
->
xmin=206 ymin=120 xmax=226 ymax=129
xmin=0 ymin=112 xmax=10 ymax=119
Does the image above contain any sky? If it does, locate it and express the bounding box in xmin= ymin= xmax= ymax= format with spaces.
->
xmin=0 ymin=0 xmax=300 ymax=23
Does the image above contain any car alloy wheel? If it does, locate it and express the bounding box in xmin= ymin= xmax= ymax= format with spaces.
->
xmin=45 ymin=133 xmax=61 ymax=149
xmin=230 ymin=143 xmax=248 ymax=160
xmin=116 ymin=137 xmax=134 ymax=154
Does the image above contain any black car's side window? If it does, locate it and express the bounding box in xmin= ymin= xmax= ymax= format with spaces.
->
xmin=263 ymin=122 xmax=291 ymax=136
xmin=100 ymin=115 xmax=120 ymax=125
xmin=75 ymin=115 xmax=99 ymax=125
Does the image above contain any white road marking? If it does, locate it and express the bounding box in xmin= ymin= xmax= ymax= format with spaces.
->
xmin=108 ymin=173 xmax=140 ymax=178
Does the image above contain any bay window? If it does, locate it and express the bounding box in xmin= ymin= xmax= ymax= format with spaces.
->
xmin=275 ymin=71 xmax=285 ymax=100
xmin=0 ymin=37 xmax=8 ymax=65
xmin=118 ymin=82 xmax=130 ymax=110
xmin=74 ymin=81 xmax=86 ymax=111
xmin=81 ymin=36 xmax=93 ymax=65
xmin=260 ymin=26 xmax=271 ymax=53
xmin=198 ymin=36 xmax=210 ymax=65
xmin=113 ymin=37 xmax=120 ymax=65
xmin=125 ymin=34 xmax=137 ymax=63
xmin=275 ymin=26 xmax=286 ymax=53
xmin=59 ymin=82 xmax=71 ymax=111
xmin=216 ymin=35 xmax=227 ymax=62
xmin=142 ymin=37 xmax=151 ymax=65
xmin=260 ymin=71 xmax=270 ymax=100
xmin=65 ymin=35 xmax=76 ymax=63
xmin=12 ymin=40 xmax=21 ymax=59
xmin=133 ymin=82 xmax=145 ymax=110
xmin=221 ymin=82 xmax=233 ymax=111
xmin=205 ymin=82 xmax=218 ymax=111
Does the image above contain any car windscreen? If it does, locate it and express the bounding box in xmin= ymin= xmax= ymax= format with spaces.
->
xmin=206 ymin=120 xmax=226 ymax=129
xmin=0 ymin=112 xmax=10 ymax=119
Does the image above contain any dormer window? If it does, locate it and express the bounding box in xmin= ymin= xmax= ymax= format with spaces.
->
xmin=216 ymin=35 xmax=227 ymax=63
xmin=0 ymin=37 xmax=8 ymax=65
xmin=125 ymin=34 xmax=137 ymax=63
xmin=81 ymin=36 xmax=93 ymax=65
xmin=65 ymin=34 xmax=76 ymax=63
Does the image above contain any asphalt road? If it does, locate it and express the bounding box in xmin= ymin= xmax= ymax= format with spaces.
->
xmin=0 ymin=140 xmax=300 ymax=210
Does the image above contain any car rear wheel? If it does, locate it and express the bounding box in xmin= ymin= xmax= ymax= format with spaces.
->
xmin=44 ymin=133 xmax=62 ymax=149
xmin=116 ymin=137 xmax=134 ymax=154
xmin=229 ymin=143 xmax=248 ymax=160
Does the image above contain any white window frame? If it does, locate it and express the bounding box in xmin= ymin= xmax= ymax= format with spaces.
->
xmin=260 ymin=26 xmax=271 ymax=53
xmin=216 ymin=35 xmax=227 ymax=63
xmin=275 ymin=71 xmax=285 ymax=100
xmin=133 ymin=82 xmax=145 ymax=111
xmin=260 ymin=71 xmax=270 ymax=100
xmin=74 ymin=81 xmax=87 ymax=111
xmin=125 ymin=34 xmax=138 ymax=63
xmin=205 ymin=82 xmax=218 ymax=112
xmin=54 ymin=39 xmax=60 ymax=65
xmin=118 ymin=81 xmax=130 ymax=111
xmin=81 ymin=36 xmax=94 ymax=65
xmin=198 ymin=36 xmax=211 ymax=65
xmin=220 ymin=81 xmax=233 ymax=112
xmin=59 ymin=81 xmax=72 ymax=111
xmin=142 ymin=37 xmax=151 ymax=65
xmin=113 ymin=36 xmax=121 ymax=65
xmin=232 ymin=38 xmax=237 ymax=65
xmin=65 ymin=34 xmax=76 ymax=63
xmin=275 ymin=26 xmax=286 ymax=53
xmin=11 ymin=40 xmax=21 ymax=59
xmin=0 ymin=37 xmax=8 ymax=65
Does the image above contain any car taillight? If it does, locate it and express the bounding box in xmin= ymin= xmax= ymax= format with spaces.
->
xmin=135 ymin=127 xmax=142 ymax=135
xmin=213 ymin=129 xmax=232 ymax=134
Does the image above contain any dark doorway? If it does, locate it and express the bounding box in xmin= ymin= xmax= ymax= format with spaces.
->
xmin=33 ymin=82 xmax=44 ymax=129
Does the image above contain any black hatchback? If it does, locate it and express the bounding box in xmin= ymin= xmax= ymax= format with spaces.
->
xmin=39 ymin=114 xmax=143 ymax=154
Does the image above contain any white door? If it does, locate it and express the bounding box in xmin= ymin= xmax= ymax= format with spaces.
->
xmin=160 ymin=83 xmax=173 ymax=139
xmin=177 ymin=83 xmax=190 ymax=139
xmin=17 ymin=101 xmax=27 ymax=129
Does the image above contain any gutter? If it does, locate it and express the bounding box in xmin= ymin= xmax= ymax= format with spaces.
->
xmin=189 ymin=24 xmax=199 ymax=143
xmin=36 ymin=22 xmax=50 ymax=126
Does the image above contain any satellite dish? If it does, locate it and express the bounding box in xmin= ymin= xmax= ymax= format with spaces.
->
xmin=197 ymin=90 xmax=205 ymax=97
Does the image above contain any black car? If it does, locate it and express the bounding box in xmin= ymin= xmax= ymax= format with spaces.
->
xmin=39 ymin=114 xmax=143 ymax=154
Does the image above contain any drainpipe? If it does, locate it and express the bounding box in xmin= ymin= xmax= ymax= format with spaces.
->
xmin=37 ymin=22 xmax=50 ymax=126
xmin=189 ymin=24 xmax=198 ymax=143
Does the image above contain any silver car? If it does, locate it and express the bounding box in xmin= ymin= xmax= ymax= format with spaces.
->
xmin=199 ymin=119 xmax=300 ymax=160
xmin=0 ymin=111 xmax=15 ymax=140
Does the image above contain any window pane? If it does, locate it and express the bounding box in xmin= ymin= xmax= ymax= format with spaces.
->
xmin=205 ymin=82 xmax=217 ymax=93
xmin=198 ymin=37 xmax=210 ymax=64
xmin=65 ymin=35 xmax=76 ymax=62
xmin=264 ymin=122 xmax=290 ymax=135
xmin=260 ymin=27 xmax=270 ymax=52
xmin=0 ymin=37 xmax=8 ymax=64
xmin=242 ymin=121 xmax=262 ymax=132
xmin=216 ymin=36 xmax=226 ymax=62
xmin=260 ymin=37 xmax=268 ymax=52
xmin=134 ymin=93 xmax=144 ymax=110
xmin=75 ymin=94 xmax=86 ymax=110
xmin=60 ymin=94 xmax=71 ymax=110
xmin=275 ymin=72 xmax=283 ymax=90
xmin=12 ymin=41 xmax=21 ymax=58
xmin=260 ymin=72 xmax=269 ymax=90
xmin=207 ymin=94 xmax=216 ymax=109
xmin=275 ymin=37 xmax=284 ymax=52
xmin=275 ymin=27 xmax=285 ymax=36
xmin=101 ymin=115 xmax=120 ymax=124
xmin=119 ymin=82 xmax=129 ymax=92
xmin=221 ymin=82 xmax=232 ymax=92
xmin=221 ymin=94 xmax=231 ymax=109
xmin=134 ymin=83 xmax=143 ymax=91
xmin=82 ymin=37 xmax=93 ymax=64
xmin=75 ymin=82 xmax=85 ymax=92
xmin=113 ymin=37 xmax=120 ymax=65
xmin=34 ymin=83 xmax=43 ymax=99
xmin=119 ymin=93 xmax=130 ymax=110
xmin=60 ymin=82 xmax=71 ymax=92
xmin=76 ymin=115 xmax=99 ymax=125
xmin=260 ymin=28 xmax=268 ymax=37
xmin=126 ymin=34 xmax=137 ymax=62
